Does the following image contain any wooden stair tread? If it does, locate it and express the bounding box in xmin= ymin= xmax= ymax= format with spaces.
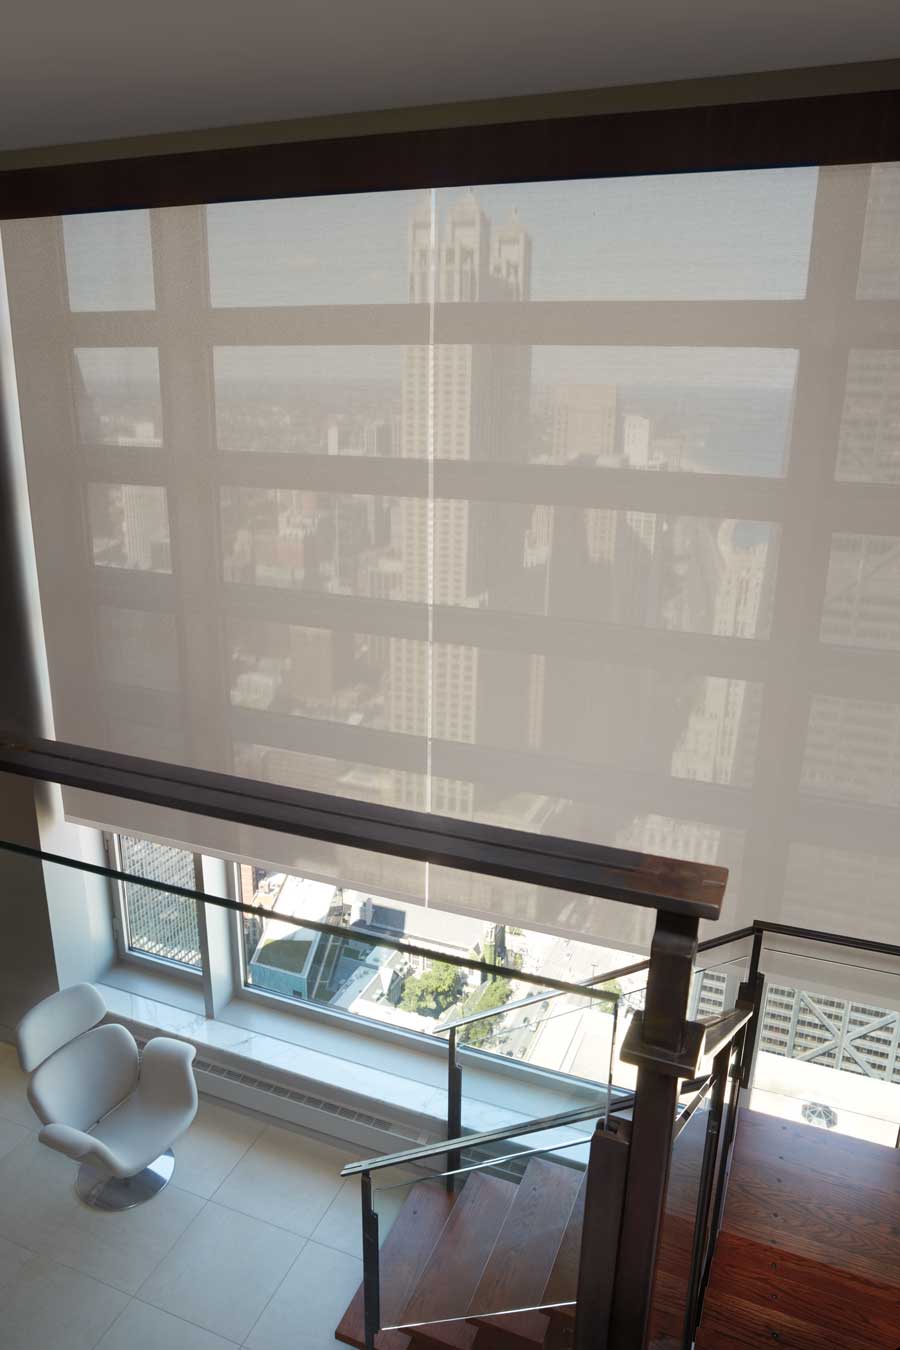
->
xmin=336 ymin=1180 xmax=456 ymax=1350
xmin=401 ymin=1171 xmax=518 ymax=1350
xmin=731 ymin=1111 xmax=900 ymax=1192
xmin=468 ymin=1157 xmax=585 ymax=1349
xmin=541 ymin=1170 xmax=587 ymax=1324
xmin=696 ymin=1231 xmax=900 ymax=1350
xmin=695 ymin=1108 xmax=900 ymax=1350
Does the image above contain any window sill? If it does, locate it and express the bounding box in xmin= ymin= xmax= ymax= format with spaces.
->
xmin=98 ymin=961 xmax=603 ymax=1151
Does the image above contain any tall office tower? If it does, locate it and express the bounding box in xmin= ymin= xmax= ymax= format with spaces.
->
xmin=121 ymin=484 xmax=170 ymax=570
xmin=622 ymin=413 xmax=652 ymax=468
xmin=857 ymin=162 xmax=900 ymax=300
xmin=551 ymin=384 xmax=618 ymax=464
xmin=758 ymin=983 xmax=900 ymax=1084
xmin=820 ymin=532 xmax=900 ymax=649
xmin=390 ymin=193 xmax=534 ymax=817
xmin=837 ymin=350 xmax=900 ymax=483
xmin=118 ymin=834 xmax=201 ymax=965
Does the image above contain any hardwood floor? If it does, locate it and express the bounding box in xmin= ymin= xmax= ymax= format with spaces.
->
xmin=696 ymin=1110 xmax=900 ymax=1349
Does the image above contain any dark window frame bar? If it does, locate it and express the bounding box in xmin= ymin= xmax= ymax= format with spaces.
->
xmin=1 ymin=87 xmax=899 ymax=221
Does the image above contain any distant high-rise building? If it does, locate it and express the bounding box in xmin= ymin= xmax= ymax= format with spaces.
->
xmin=837 ymin=349 xmax=900 ymax=483
xmin=758 ymin=983 xmax=900 ymax=1084
xmin=857 ymin=162 xmax=900 ymax=301
xmin=622 ymin=413 xmax=651 ymax=468
xmin=118 ymin=835 xmax=200 ymax=966
xmin=121 ymin=485 xmax=170 ymax=570
xmin=552 ymin=384 xmax=618 ymax=464
xmin=391 ymin=193 xmax=534 ymax=815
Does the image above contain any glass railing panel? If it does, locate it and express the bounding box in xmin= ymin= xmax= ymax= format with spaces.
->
xmin=455 ymin=988 xmax=618 ymax=1134
xmin=749 ymin=933 xmax=900 ymax=1146
xmin=370 ymin=1131 xmax=591 ymax=1337
xmin=690 ymin=934 xmax=754 ymax=1023
xmin=647 ymin=1083 xmax=712 ymax=1350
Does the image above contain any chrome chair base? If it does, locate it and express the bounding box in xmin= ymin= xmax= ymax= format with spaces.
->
xmin=75 ymin=1148 xmax=175 ymax=1211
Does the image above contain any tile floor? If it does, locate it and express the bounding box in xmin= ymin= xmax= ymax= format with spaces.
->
xmin=0 ymin=1041 xmax=403 ymax=1350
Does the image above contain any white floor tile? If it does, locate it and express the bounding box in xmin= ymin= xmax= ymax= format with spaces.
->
xmin=40 ymin=1179 xmax=205 ymax=1294
xmin=0 ymin=1115 xmax=30 ymax=1161
xmin=0 ymin=1133 xmax=84 ymax=1251
xmin=139 ymin=1200 xmax=304 ymax=1342
xmin=212 ymin=1124 xmax=354 ymax=1237
xmin=244 ymin=1239 xmax=362 ymax=1350
xmin=0 ymin=1252 xmax=128 ymax=1350
xmin=172 ymin=1099 xmax=266 ymax=1200
xmin=96 ymin=1298 xmax=240 ymax=1349
xmin=0 ymin=1132 xmax=204 ymax=1292
xmin=311 ymin=1172 xmax=414 ymax=1259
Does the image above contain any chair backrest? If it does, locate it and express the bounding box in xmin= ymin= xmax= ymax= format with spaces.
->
xmin=29 ymin=1022 xmax=139 ymax=1129
xmin=16 ymin=982 xmax=106 ymax=1072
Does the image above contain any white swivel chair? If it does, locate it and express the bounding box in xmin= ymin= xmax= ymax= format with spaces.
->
xmin=16 ymin=983 xmax=198 ymax=1211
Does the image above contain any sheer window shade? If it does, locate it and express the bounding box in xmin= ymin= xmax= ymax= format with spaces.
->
xmin=2 ymin=163 xmax=899 ymax=947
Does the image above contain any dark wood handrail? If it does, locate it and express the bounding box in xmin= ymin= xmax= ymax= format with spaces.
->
xmin=0 ymin=733 xmax=727 ymax=918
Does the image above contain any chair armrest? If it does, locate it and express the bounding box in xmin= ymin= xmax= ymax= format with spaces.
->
xmin=39 ymin=1123 xmax=118 ymax=1173
xmin=139 ymin=1037 xmax=198 ymax=1118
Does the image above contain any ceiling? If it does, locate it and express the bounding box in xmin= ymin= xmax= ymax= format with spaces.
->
xmin=2 ymin=0 xmax=900 ymax=153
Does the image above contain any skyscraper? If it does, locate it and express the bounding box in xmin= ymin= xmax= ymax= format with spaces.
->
xmin=391 ymin=193 xmax=534 ymax=817
xmin=118 ymin=834 xmax=200 ymax=966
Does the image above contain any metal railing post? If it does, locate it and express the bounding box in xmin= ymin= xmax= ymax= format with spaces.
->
xmin=573 ymin=1122 xmax=630 ymax=1350
xmin=446 ymin=1027 xmax=462 ymax=1191
xmin=704 ymin=1029 xmax=746 ymax=1282
xmin=682 ymin=1042 xmax=730 ymax=1346
xmin=361 ymin=1170 xmax=380 ymax=1350
xmin=738 ymin=926 xmax=765 ymax=1088
xmin=607 ymin=909 xmax=701 ymax=1350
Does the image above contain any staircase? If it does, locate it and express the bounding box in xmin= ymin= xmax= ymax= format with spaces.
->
xmin=695 ymin=1109 xmax=900 ymax=1349
xmin=339 ymin=1109 xmax=900 ymax=1350
xmin=336 ymin=1148 xmax=699 ymax=1350
xmin=336 ymin=1156 xmax=587 ymax=1350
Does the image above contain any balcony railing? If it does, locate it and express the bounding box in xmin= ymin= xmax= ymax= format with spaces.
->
xmin=3 ymin=733 xmax=898 ymax=1347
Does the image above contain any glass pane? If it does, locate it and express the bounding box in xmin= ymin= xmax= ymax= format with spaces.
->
xmin=373 ymin=1133 xmax=591 ymax=1336
xmin=74 ymin=348 xmax=162 ymax=447
xmin=97 ymin=606 xmax=180 ymax=693
xmin=207 ymin=191 xmax=424 ymax=306
xmin=801 ymin=696 xmax=900 ymax=808
xmin=220 ymin=487 xmax=425 ymax=602
xmin=690 ymin=938 xmax=753 ymax=1020
xmin=118 ymin=834 xmax=201 ymax=968
xmin=227 ymin=620 xmax=426 ymax=732
xmin=430 ymin=344 xmax=797 ymax=476
xmin=751 ymin=975 xmax=900 ymax=1146
xmin=87 ymin=484 xmax=172 ymax=572
xmin=431 ymin=641 xmax=761 ymax=792
xmin=783 ymin=842 xmax=900 ymax=946
xmin=648 ymin=1094 xmax=710 ymax=1349
xmin=435 ymin=502 xmax=779 ymax=638
xmin=63 ymin=211 xmax=155 ymax=312
xmin=213 ymin=347 xmax=418 ymax=456
xmin=821 ymin=533 xmax=900 ymax=651
xmin=456 ymin=989 xmax=616 ymax=1133
xmin=857 ymin=163 xmax=900 ymax=299
xmin=835 ymin=350 xmax=900 ymax=484
xmin=436 ymin=172 xmax=816 ymax=301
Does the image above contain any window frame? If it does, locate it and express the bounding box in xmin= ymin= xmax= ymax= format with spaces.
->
xmin=105 ymin=830 xmax=205 ymax=980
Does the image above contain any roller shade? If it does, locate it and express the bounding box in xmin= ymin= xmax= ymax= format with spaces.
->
xmin=2 ymin=162 xmax=899 ymax=947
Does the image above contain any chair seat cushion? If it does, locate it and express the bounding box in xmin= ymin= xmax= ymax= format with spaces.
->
xmin=90 ymin=1046 xmax=197 ymax=1177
